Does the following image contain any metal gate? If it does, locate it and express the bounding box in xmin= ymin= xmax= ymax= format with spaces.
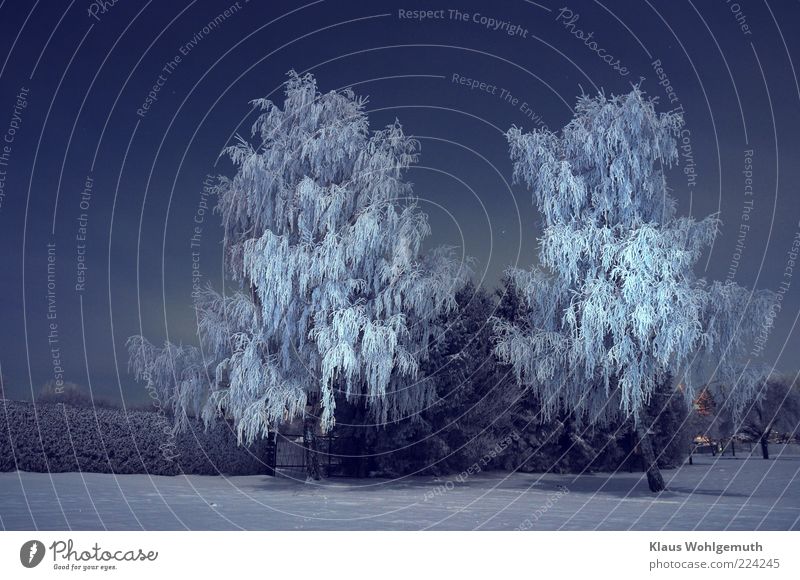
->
xmin=269 ymin=432 xmax=344 ymax=477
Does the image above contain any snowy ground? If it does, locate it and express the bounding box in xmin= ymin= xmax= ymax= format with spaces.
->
xmin=1 ymin=451 xmax=798 ymax=530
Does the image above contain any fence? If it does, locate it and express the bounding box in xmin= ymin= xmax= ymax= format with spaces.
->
xmin=691 ymin=440 xmax=800 ymax=458
xmin=269 ymin=432 xmax=346 ymax=477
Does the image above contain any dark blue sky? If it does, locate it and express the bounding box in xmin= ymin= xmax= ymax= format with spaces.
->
xmin=0 ymin=0 xmax=798 ymax=403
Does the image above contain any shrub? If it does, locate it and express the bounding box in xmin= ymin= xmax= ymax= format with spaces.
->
xmin=0 ymin=400 xmax=270 ymax=475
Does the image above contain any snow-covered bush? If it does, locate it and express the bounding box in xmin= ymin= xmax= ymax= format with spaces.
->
xmin=0 ymin=400 xmax=270 ymax=475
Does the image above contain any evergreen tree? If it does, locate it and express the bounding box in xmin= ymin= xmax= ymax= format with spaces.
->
xmin=348 ymin=283 xmax=522 ymax=476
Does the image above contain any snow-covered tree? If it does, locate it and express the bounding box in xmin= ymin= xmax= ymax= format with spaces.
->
xmin=129 ymin=71 xmax=460 ymax=479
xmin=495 ymin=87 xmax=775 ymax=491
xmin=723 ymin=374 xmax=800 ymax=459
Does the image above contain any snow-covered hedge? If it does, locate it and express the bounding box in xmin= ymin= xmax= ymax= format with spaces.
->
xmin=0 ymin=400 xmax=270 ymax=475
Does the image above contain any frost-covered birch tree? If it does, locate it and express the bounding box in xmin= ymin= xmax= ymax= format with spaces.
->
xmin=128 ymin=71 xmax=460 ymax=479
xmin=495 ymin=87 xmax=775 ymax=491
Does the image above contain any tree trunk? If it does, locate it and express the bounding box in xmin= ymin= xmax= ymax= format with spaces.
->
xmin=304 ymin=411 xmax=322 ymax=481
xmin=265 ymin=431 xmax=277 ymax=476
xmin=635 ymin=423 xmax=666 ymax=492
xmin=760 ymin=435 xmax=770 ymax=460
xmin=565 ymin=415 xmax=596 ymax=472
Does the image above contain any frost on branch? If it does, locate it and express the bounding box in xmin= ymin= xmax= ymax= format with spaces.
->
xmin=129 ymin=71 xmax=462 ymax=444
xmin=495 ymin=87 xmax=776 ymax=426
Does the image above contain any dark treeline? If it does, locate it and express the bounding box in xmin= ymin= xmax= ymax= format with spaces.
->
xmin=332 ymin=278 xmax=690 ymax=478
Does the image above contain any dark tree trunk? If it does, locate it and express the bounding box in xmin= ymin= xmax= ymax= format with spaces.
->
xmin=265 ymin=431 xmax=277 ymax=476
xmin=760 ymin=435 xmax=770 ymax=460
xmin=564 ymin=415 xmax=596 ymax=472
xmin=304 ymin=411 xmax=322 ymax=481
xmin=635 ymin=423 xmax=666 ymax=492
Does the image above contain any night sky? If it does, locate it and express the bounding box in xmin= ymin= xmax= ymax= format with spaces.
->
xmin=0 ymin=0 xmax=798 ymax=404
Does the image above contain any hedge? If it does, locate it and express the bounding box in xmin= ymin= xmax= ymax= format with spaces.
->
xmin=0 ymin=400 xmax=270 ymax=475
